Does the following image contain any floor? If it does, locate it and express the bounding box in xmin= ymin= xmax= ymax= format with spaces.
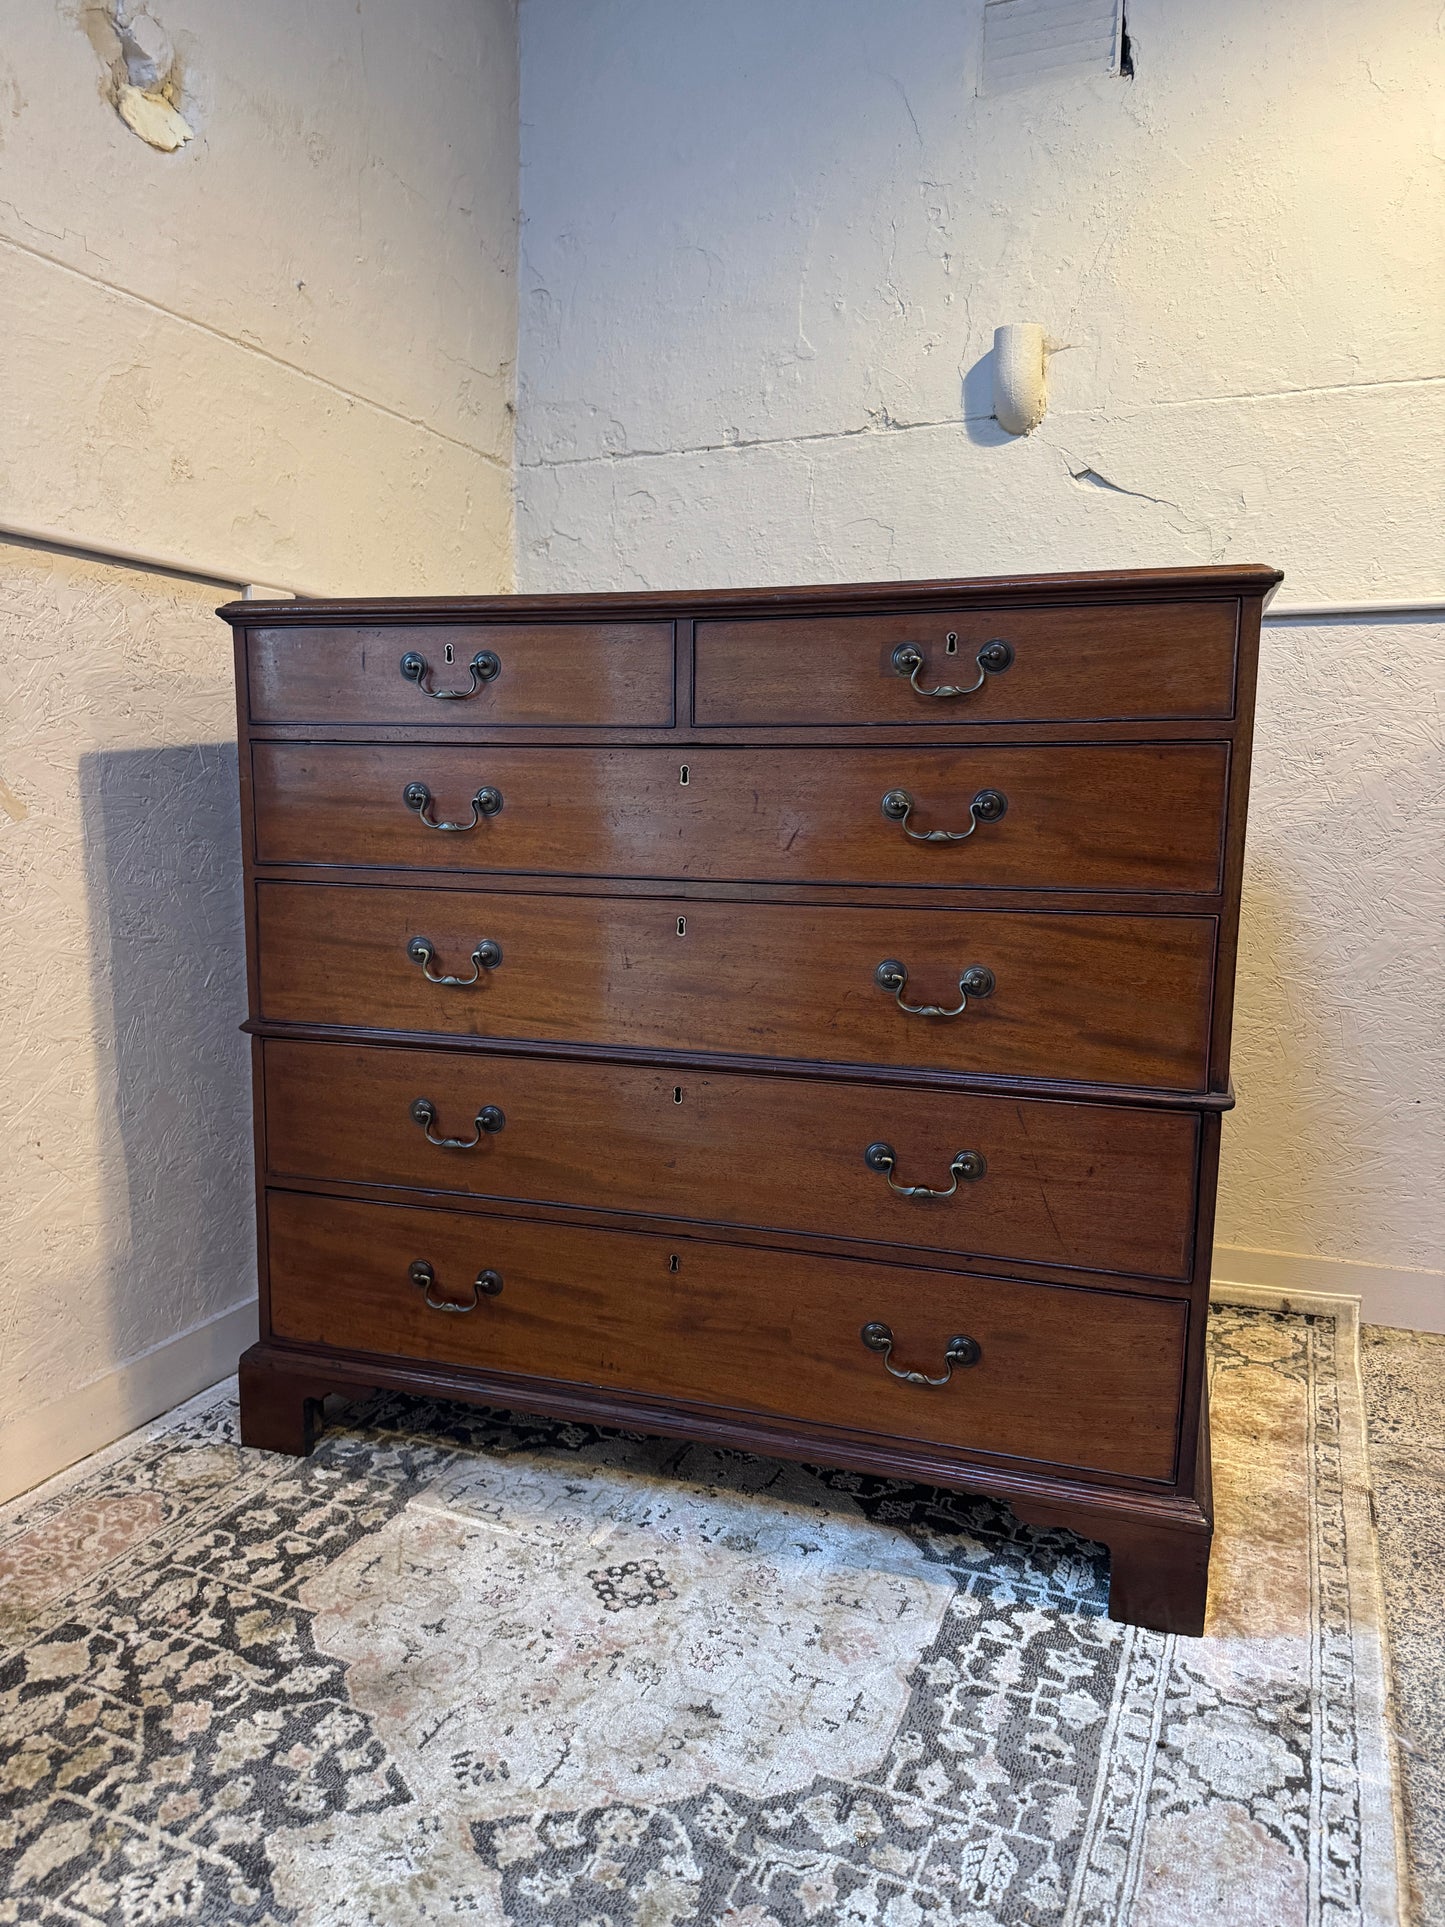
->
xmin=0 ymin=1317 xmax=1437 ymax=1925
xmin=1360 ymin=1324 xmax=1445 ymax=1927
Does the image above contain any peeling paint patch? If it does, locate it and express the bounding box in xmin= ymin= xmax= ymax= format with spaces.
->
xmin=115 ymin=81 xmax=191 ymax=151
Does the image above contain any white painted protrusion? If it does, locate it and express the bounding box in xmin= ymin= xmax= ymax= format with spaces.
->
xmin=992 ymin=324 xmax=1047 ymax=435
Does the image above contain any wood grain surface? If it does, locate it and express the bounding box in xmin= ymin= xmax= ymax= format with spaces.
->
xmin=266 ymin=1190 xmax=1188 ymax=1481
xmin=261 ymin=1038 xmax=1200 ymax=1279
xmin=252 ymin=741 xmax=1229 ymax=892
xmin=255 ymin=882 xmax=1217 ymax=1090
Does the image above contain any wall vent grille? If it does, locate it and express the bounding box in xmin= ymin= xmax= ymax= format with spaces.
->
xmin=980 ymin=0 xmax=1125 ymax=94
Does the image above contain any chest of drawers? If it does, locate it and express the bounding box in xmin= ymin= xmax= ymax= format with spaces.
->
xmin=221 ymin=565 xmax=1280 ymax=1636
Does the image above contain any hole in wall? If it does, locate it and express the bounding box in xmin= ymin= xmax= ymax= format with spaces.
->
xmin=92 ymin=4 xmax=195 ymax=150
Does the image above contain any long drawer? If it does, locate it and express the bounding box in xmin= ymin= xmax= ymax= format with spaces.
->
xmin=247 ymin=622 xmax=675 ymax=727
xmin=252 ymin=743 xmax=1229 ymax=894
xmin=255 ymin=883 xmax=1217 ymax=1090
xmin=693 ymin=600 xmax=1239 ymax=726
xmin=262 ymin=1040 xmax=1200 ymax=1280
xmin=266 ymin=1192 xmax=1188 ymax=1481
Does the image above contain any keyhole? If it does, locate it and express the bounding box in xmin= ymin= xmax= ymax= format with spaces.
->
xmin=679 ymin=764 xmax=690 ymax=786
xmin=444 ymin=641 xmax=455 ymax=665
xmin=676 ymin=916 xmax=686 ymax=936
xmin=673 ymin=1086 xmax=683 ymax=1104
xmin=668 ymin=1254 xmax=680 ymax=1272
xmin=945 ymin=632 xmax=958 ymax=656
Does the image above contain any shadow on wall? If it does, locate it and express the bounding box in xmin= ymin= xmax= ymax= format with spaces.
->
xmin=78 ymin=742 xmax=254 ymax=1364
xmin=1217 ymin=856 xmax=1337 ymax=1254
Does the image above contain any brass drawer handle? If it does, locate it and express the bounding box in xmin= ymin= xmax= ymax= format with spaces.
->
xmin=399 ymin=649 xmax=500 ymax=700
xmin=891 ymin=637 xmax=1013 ymax=699
xmin=406 ymin=935 xmax=502 ymax=986
xmin=865 ymin=1142 xmax=986 ymax=1197
xmin=875 ymin=958 xmax=994 ymax=1017
xmin=408 ymin=1258 xmax=502 ymax=1313
xmin=881 ymin=787 xmax=1006 ymax=843
xmin=410 ymin=1097 xmax=506 ymax=1149
xmin=403 ymin=781 xmax=504 ymax=831
xmin=861 ymin=1322 xmax=981 ymax=1386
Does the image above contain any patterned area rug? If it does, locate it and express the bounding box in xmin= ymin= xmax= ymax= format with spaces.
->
xmin=0 ymin=1306 xmax=1405 ymax=1926
xmin=1360 ymin=1325 xmax=1445 ymax=1927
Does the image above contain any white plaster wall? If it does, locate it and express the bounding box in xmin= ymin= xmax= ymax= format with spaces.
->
xmin=516 ymin=0 xmax=1444 ymax=1319
xmin=1218 ymin=614 xmax=1443 ymax=1289
xmin=516 ymin=0 xmax=1441 ymax=593
xmin=0 ymin=0 xmax=519 ymax=1494
xmin=0 ymin=0 xmax=518 ymax=592
xmin=0 ymin=545 xmax=251 ymax=1492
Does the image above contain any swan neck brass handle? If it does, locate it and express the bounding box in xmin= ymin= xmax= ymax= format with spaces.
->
xmin=406 ymin=935 xmax=503 ymax=986
xmin=410 ymin=1098 xmax=506 ymax=1149
xmin=409 ymin=1259 xmax=502 ymax=1313
xmin=860 ymin=1322 xmax=981 ymax=1386
xmin=403 ymin=782 xmax=504 ymax=831
xmin=891 ymin=637 xmax=1013 ymax=699
xmin=875 ymin=958 xmax=995 ymax=1017
xmin=881 ymin=787 xmax=1006 ymax=843
xmin=865 ymin=1142 xmax=987 ymax=1198
xmin=399 ymin=649 xmax=501 ymax=700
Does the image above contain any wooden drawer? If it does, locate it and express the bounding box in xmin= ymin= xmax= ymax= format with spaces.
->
xmin=256 ymin=883 xmax=1216 ymax=1090
xmin=693 ymin=600 xmax=1238 ymax=727
xmin=246 ymin=622 xmax=674 ymax=727
xmin=252 ymin=742 xmax=1228 ymax=894
xmin=266 ymin=1192 xmax=1188 ymax=1481
xmin=263 ymin=1040 xmax=1200 ymax=1280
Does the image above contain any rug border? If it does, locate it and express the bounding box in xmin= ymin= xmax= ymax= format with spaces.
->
xmin=1213 ymin=1283 xmax=1411 ymax=1927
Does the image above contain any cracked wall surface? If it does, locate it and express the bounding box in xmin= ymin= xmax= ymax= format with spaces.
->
xmin=515 ymin=0 xmax=1441 ymax=596
xmin=0 ymin=0 xmax=520 ymax=1492
xmin=516 ymin=0 xmax=1444 ymax=1311
xmin=1 ymin=0 xmax=519 ymax=592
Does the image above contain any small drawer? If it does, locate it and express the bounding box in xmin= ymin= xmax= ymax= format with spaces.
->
xmin=693 ymin=600 xmax=1238 ymax=727
xmin=252 ymin=742 xmax=1229 ymax=895
xmin=266 ymin=1192 xmax=1188 ymax=1481
xmin=263 ymin=1040 xmax=1200 ymax=1280
xmin=255 ymin=883 xmax=1217 ymax=1092
xmin=246 ymin=622 xmax=674 ymax=727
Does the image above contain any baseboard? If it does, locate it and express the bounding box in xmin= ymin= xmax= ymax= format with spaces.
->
xmin=1212 ymin=1245 xmax=1444 ymax=1334
xmin=0 ymin=1299 xmax=258 ymax=1507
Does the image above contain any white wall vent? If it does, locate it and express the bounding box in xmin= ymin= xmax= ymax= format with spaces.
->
xmin=979 ymin=0 xmax=1126 ymax=94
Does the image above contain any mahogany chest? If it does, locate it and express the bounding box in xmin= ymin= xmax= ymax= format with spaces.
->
xmin=220 ymin=565 xmax=1279 ymax=1635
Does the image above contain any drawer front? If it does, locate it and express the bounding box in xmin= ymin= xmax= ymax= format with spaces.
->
xmin=263 ymin=1040 xmax=1199 ymax=1280
xmin=256 ymin=884 xmax=1215 ymax=1090
xmin=247 ymin=622 xmax=674 ymax=727
xmin=252 ymin=742 xmax=1228 ymax=894
xmin=694 ymin=600 xmax=1238 ymax=727
xmin=266 ymin=1192 xmax=1187 ymax=1481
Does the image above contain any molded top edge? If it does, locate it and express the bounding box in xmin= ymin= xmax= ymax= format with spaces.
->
xmin=218 ymin=564 xmax=1284 ymax=626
